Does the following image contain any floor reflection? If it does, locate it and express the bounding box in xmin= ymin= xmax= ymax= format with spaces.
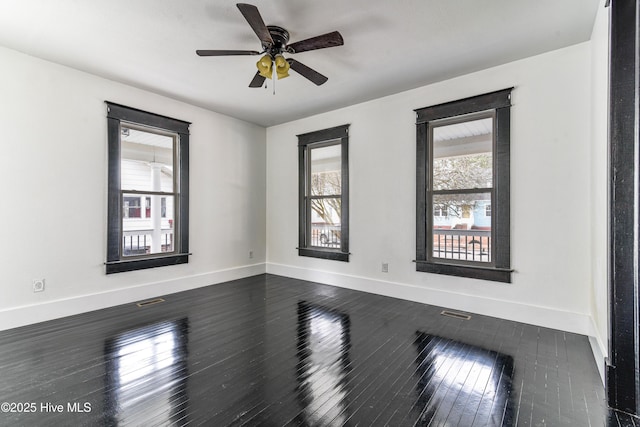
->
xmin=296 ymin=301 xmax=351 ymax=426
xmin=412 ymin=332 xmax=515 ymax=426
xmin=104 ymin=318 xmax=189 ymax=426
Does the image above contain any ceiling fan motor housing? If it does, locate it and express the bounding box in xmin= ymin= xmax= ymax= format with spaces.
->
xmin=265 ymin=25 xmax=290 ymax=56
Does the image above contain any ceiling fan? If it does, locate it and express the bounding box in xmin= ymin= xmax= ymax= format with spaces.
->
xmin=196 ymin=3 xmax=344 ymax=88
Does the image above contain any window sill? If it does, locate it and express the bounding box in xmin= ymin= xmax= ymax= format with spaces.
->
xmin=298 ymin=248 xmax=349 ymax=262
xmin=416 ymin=261 xmax=512 ymax=283
xmin=106 ymin=253 xmax=189 ymax=274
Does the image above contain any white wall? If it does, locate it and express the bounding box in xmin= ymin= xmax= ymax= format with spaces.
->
xmin=589 ymin=1 xmax=610 ymax=375
xmin=266 ymin=42 xmax=594 ymax=336
xmin=0 ymin=46 xmax=266 ymax=329
xmin=0 ymin=31 xmax=606 ymax=345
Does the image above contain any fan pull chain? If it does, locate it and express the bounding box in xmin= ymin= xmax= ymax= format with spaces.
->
xmin=272 ymin=65 xmax=276 ymax=95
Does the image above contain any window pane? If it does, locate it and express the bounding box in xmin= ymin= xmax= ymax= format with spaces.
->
xmin=432 ymin=192 xmax=491 ymax=263
xmin=121 ymin=127 xmax=175 ymax=193
xmin=122 ymin=193 xmax=175 ymax=257
xmin=432 ymin=117 xmax=493 ymax=191
xmin=309 ymin=197 xmax=341 ymax=248
xmin=310 ymin=143 xmax=341 ymax=196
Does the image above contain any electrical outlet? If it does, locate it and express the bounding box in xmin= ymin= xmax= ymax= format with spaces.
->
xmin=249 ymin=250 xmax=254 ymax=259
xmin=33 ymin=279 xmax=45 ymax=293
xmin=382 ymin=263 xmax=389 ymax=273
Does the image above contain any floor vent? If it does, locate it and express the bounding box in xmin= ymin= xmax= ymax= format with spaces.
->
xmin=136 ymin=298 xmax=165 ymax=308
xmin=440 ymin=310 xmax=471 ymax=320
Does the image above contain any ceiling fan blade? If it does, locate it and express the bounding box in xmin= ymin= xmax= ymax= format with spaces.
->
xmin=288 ymin=59 xmax=328 ymax=86
xmin=196 ymin=49 xmax=260 ymax=56
xmin=236 ymin=3 xmax=274 ymax=46
xmin=286 ymin=31 xmax=344 ymax=54
xmin=249 ymin=71 xmax=266 ymax=88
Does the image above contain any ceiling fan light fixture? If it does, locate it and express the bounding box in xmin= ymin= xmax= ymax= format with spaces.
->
xmin=256 ymin=54 xmax=273 ymax=79
xmin=274 ymin=54 xmax=290 ymax=79
xmin=197 ymin=4 xmax=343 ymax=87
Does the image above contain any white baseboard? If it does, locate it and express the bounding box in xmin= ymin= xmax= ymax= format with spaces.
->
xmin=266 ymin=262 xmax=595 ymax=337
xmin=0 ymin=263 xmax=266 ymax=331
xmin=588 ymin=318 xmax=607 ymax=385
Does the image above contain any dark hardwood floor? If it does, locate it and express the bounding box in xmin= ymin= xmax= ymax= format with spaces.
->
xmin=0 ymin=274 xmax=636 ymax=426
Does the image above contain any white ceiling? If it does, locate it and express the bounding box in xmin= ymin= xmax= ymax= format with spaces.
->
xmin=0 ymin=0 xmax=600 ymax=127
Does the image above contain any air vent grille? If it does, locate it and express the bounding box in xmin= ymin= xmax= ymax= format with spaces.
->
xmin=440 ymin=310 xmax=471 ymax=320
xmin=136 ymin=298 xmax=165 ymax=308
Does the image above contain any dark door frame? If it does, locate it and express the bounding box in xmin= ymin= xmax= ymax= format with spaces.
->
xmin=607 ymin=0 xmax=640 ymax=416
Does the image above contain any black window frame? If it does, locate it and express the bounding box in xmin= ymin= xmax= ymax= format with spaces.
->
xmin=298 ymin=124 xmax=350 ymax=262
xmin=105 ymin=102 xmax=190 ymax=274
xmin=415 ymin=88 xmax=512 ymax=283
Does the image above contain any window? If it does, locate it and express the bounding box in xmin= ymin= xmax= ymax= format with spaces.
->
xmin=123 ymin=196 xmax=167 ymax=219
xmin=415 ymin=88 xmax=512 ymax=282
xmin=123 ymin=196 xmax=142 ymax=218
xmin=298 ymin=125 xmax=349 ymax=261
xmin=434 ymin=205 xmax=446 ymax=217
xmin=106 ymin=102 xmax=190 ymax=274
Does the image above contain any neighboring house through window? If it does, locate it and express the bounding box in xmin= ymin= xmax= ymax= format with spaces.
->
xmin=123 ymin=196 xmax=142 ymax=218
xmin=106 ymin=102 xmax=190 ymax=273
xmin=415 ymin=89 xmax=512 ymax=282
xmin=298 ymin=124 xmax=350 ymax=261
xmin=434 ymin=205 xmax=446 ymax=217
